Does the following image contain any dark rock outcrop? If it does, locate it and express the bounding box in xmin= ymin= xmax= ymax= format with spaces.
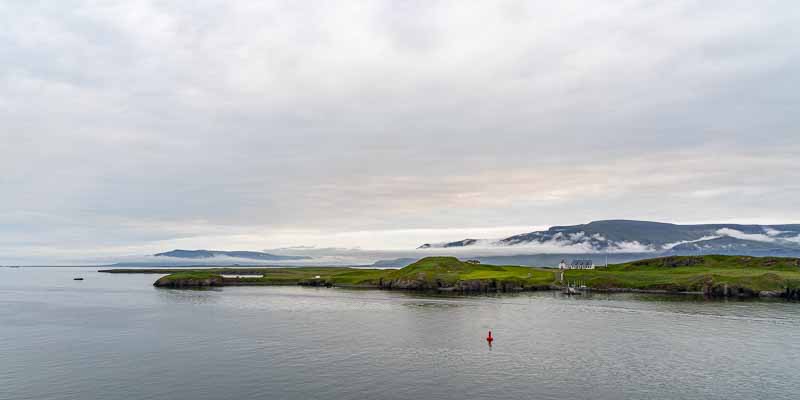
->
xmin=377 ymin=277 xmax=547 ymax=293
xmin=153 ymin=275 xmax=224 ymax=288
xmin=298 ymin=279 xmax=333 ymax=287
xmin=784 ymin=287 xmax=800 ymax=300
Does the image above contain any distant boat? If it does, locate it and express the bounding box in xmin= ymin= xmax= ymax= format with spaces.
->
xmin=562 ymin=286 xmax=581 ymax=295
xmin=74 ymin=277 xmax=84 ymax=281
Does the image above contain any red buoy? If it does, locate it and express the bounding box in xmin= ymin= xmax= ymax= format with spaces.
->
xmin=486 ymin=330 xmax=493 ymax=342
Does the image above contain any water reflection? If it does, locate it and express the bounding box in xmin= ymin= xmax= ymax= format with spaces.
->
xmin=3 ymin=272 xmax=800 ymax=400
xmin=155 ymin=286 xmax=224 ymax=305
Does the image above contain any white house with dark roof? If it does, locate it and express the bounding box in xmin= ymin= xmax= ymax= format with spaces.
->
xmin=558 ymin=259 xmax=595 ymax=270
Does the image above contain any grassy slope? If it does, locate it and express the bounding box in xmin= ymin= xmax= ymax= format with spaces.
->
xmin=153 ymin=267 xmax=382 ymax=286
xmin=148 ymin=257 xmax=556 ymax=287
xmin=383 ymin=256 xmax=556 ymax=287
xmin=139 ymin=255 xmax=800 ymax=294
xmin=564 ymin=255 xmax=800 ymax=292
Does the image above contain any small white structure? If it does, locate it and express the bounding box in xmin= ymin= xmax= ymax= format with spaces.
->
xmin=558 ymin=259 xmax=595 ymax=270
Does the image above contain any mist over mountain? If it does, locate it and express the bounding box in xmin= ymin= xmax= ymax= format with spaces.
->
xmin=418 ymin=220 xmax=800 ymax=256
xmin=115 ymin=222 xmax=800 ymax=269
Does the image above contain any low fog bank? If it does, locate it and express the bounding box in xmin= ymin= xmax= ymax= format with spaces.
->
xmin=108 ymin=247 xmax=681 ymax=268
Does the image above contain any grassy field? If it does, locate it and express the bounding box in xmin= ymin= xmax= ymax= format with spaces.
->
xmin=113 ymin=254 xmax=800 ymax=296
xmin=136 ymin=257 xmax=557 ymax=289
xmin=564 ymin=255 xmax=800 ymax=293
xmin=382 ymin=256 xmax=555 ymax=287
xmin=149 ymin=266 xmax=383 ymax=286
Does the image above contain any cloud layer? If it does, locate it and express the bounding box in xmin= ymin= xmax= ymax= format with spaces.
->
xmin=2 ymin=1 xmax=800 ymax=264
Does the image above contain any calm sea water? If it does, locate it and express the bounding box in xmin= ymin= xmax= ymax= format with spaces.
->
xmin=2 ymin=267 xmax=799 ymax=400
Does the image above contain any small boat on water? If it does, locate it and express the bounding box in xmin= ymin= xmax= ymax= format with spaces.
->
xmin=562 ymin=286 xmax=581 ymax=295
xmin=73 ymin=277 xmax=84 ymax=281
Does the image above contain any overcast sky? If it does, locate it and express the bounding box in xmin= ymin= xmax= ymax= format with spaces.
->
xmin=2 ymin=1 xmax=799 ymax=264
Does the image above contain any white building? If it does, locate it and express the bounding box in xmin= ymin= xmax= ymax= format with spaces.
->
xmin=558 ymin=259 xmax=595 ymax=270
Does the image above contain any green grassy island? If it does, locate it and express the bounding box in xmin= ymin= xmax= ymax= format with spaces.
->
xmin=101 ymin=255 xmax=800 ymax=299
xmin=564 ymin=255 xmax=800 ymax=298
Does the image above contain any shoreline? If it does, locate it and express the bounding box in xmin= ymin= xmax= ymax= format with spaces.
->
xmin=157 ymin=279 xmax=797 ymax=299
xmin=98 ymin=255 xmax=800 ymax=300
xmin=98 ymin=270 xmax=797 ymax=299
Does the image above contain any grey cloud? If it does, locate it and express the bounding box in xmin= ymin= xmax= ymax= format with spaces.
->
xmin=1 ymin=0 xmax=799 ymax=263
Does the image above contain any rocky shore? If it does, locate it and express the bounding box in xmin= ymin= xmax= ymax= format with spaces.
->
xmin=151 ymin=274 xmax=800 ymax=299
xmin=113 ymin=255 xmax=800 ymax=300
xmin=154 ymin=275 xmax=225 ymax=288
xmin=375 ymin=276 xmax=554 ymax=293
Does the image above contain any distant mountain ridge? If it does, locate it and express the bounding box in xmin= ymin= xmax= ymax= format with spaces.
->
xmin=418 ymin=239 xmax=478 ymax=249
xmin=154 ymin=249 xmax=311 ymax=261
xmin=418 ymin=220 xmax=800 ymax=256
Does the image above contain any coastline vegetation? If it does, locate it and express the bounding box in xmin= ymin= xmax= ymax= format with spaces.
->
xmin=380 ymin=256 xmax=555 ymax=289
xmin=104 ymin=255 xmax=800 ymax=298
xmin=143 ymin=258 xmax=556 ymax=288
xmin=564 ymin=255 xmax=800 ymax=294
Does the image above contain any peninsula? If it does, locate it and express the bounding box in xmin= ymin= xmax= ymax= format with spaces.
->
xmin=99 ymin=255 xmax=800 ymax=299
